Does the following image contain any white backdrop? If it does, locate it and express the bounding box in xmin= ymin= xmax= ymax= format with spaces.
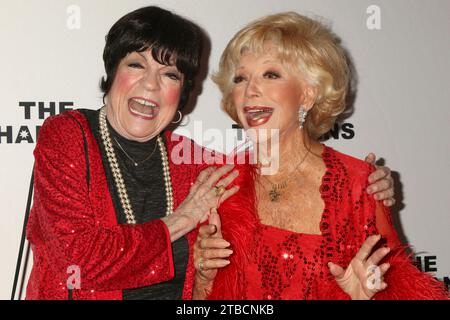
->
xmin=1 ymin=0 xmax=449 ymax=299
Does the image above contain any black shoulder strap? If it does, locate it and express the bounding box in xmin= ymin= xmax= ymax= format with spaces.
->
xmin=10 ymin=170 xmax=34 ymax=300
xmin=11 ymin=112 xmax=90 ymax=300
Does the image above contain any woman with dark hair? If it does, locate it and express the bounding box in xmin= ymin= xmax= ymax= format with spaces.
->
xmin=25 ymin=6 xmax=396 ymax=300
xmin=25 ymin=6 xmax=241 ymax=300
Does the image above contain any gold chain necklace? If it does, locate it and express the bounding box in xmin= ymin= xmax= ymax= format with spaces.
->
xmin=260 ymin=149 xmax=310 ymax=202
xmin=99 ymin=107 xmax=173 ymax=224
xmin=112 ymin=135 xmax=158 ymax=167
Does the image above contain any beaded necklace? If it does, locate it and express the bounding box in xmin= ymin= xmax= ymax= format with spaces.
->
xmin=99 ymin=107 xmax=173 ymax=223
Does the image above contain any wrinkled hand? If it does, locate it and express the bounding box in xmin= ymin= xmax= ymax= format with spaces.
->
xmin=328 ymin=234 xmax=391 ymax=300
xmin=194 ymin=208 xmax=232 ymax=283
xmin=175 ymin=165 xmax=239 ymax=230
xmin=365 ymin=153 xmax=395 ymax=207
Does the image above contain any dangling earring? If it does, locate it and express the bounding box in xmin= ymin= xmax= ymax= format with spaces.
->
xmin=172 ymin=110 xmax=183 ymax=124
xmin=298 ymin=106 xmax=308 ymax=129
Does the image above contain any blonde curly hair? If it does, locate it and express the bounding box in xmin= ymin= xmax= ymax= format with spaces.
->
xmin=213 ymin=12 xmax=350 ymax=139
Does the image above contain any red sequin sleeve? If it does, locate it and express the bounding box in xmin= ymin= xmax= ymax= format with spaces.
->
xmin=29 ymin=116 xmax=174 ymax=291
xmin=372 ymin=200 xmax=449 ymax=299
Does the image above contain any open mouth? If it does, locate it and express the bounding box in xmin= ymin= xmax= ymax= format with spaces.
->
xmin=128 ymin=97 xmax=160 ymax=120
xmin=244 ymin=106 xmax=274 ymax=127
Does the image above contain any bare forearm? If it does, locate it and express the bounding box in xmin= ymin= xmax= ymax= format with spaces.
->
xmin=192 ymin=275 xmax=213 ymax=300
xmin=161 ymin=214 xmax=195 ymax=242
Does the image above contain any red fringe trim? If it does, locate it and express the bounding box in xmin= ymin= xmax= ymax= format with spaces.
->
xmin=374 ymin=246 xmax=449 ymax=300
xmin=207 ymin=159 xmax=259 ymax=300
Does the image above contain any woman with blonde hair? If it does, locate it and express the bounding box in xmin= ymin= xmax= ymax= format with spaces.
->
xmin=193 ymin=12 xmax=449 ymax=300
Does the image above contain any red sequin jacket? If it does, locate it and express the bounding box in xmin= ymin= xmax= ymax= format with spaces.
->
xmin=208 ymin=146 xmax=449 ymax=300
xmin=26 ymin=110 xmax=253 ymax=300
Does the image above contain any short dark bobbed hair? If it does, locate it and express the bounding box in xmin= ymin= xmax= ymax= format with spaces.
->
xmin=100 ymin=6 xmax=203 ymax=110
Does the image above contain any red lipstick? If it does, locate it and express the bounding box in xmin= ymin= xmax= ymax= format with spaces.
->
xmin=244 ymin=106 xmax=274 ymax=127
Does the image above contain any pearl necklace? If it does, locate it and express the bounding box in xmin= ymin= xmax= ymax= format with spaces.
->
xmin=99 ymin=107 xmax=173 ymax=224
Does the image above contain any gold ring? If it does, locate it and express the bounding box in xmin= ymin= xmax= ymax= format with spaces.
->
xmin=198 ymin=260 xmax=204 ymax=271
xmin=214 ymin=185 xmax=226 ymax=197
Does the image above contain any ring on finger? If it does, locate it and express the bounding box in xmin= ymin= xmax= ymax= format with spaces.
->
xmin=198 ymin=259 xmax=204 ymax=271
xmin=214 ymin=185 xmax=226 ymax=197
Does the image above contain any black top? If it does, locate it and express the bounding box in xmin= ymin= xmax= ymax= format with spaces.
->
xmin=80 ymin=108 xmax=188 ymax=300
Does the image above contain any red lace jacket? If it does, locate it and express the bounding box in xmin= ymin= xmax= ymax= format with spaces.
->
xmin=26 ymin=110 xmax=211 ymax=299
xmin=208 ymin=146 xmax=449 ymax=300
